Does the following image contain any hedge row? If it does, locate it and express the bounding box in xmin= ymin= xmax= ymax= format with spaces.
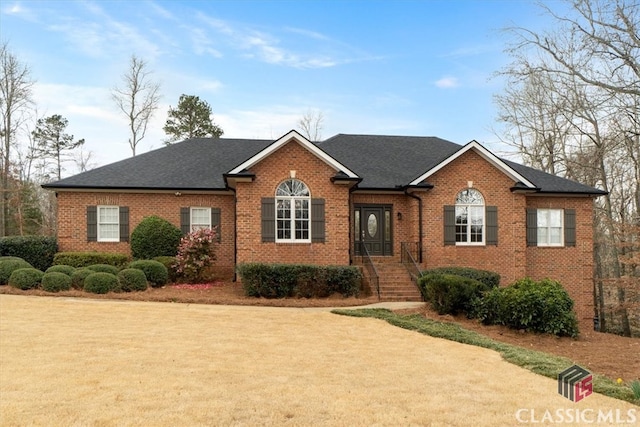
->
xmin=421 ymin=266 xmax=500 ymax=288
xmin=237 ymin=263 xmax=362 ymax=298
xmin=53 ymin=252 xmax=130 ymax=269
xmin=0 ymin=236 xmax=57 ymax=271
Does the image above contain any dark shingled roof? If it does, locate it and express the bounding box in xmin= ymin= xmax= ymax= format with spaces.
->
xmin=43 ymin=133 xmax=606 ymax=195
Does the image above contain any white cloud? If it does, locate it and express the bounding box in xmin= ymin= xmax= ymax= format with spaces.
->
xmin=2 ymin=2 xmax=38 ymax=21
xmin=435 ymin=76 xmax=460 ymax=89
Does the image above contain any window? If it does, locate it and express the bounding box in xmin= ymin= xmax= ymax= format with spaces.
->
xmin=191 ymin=207 xmax=211 ymax=231
xmin=276 ymin=179 xmax=310 ymax=242
xmin=98 ymin=206 xmax=120 ymax=242
xmin=537 ymin=209 xmax=563 ymax=246
xmin=455 ymin=189 xmax=484 ymax=245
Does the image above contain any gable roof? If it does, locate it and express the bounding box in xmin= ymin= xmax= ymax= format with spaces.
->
xmin=42 ymin=132 xmax=606 ymax=196
xmin=228 ymin=130 xmax=358 ymax=179
xmin=407 ymin=140 xmax=536 ymax=188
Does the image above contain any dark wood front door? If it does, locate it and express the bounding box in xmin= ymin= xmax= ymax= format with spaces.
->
xmin=355 ymin=205 xmax=392 ymax=256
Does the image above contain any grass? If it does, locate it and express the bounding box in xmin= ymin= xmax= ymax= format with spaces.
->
xmin=332 ymin=308 xmax=639 ymax=405
xmin=3 ymin=295 xmax=637 ymax=426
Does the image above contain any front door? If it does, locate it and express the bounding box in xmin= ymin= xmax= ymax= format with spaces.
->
xmin=354 ymin=205 xmax=392 ymax=256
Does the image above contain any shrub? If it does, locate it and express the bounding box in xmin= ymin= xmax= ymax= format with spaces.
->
xmin=53 ymin=252 xmax=129 ymax=269
xmin=130 ymin=216 xmax=182 ymax=260
xmin=71 ymin=268 xmax=94 ymax=289
xmin=128 ymin=260 xmax=168 ymax=287
xmin=418 ymin=273 xmax=488 ymax=316
xmin=86 ymin=264 xmax=120 ymax=275
xmin=237 ymin=263 xmax=362 ymax=299
xmin=423 ymin=266 xmax=500 ymax=288
xmin=0 ymin=236 xmax=57 ymax=271
xmin=117 ymin=268 xmax=148 ymax=292
xmin=41 ymin=272 xmax=72 ymax=292
xmin=45 ymin=265 xmax=76 ymax=276
xmin=174 ymin=228 xmax=218 ymax=283
xmin=476 ymin=278 xmax=579 ymax=337
xmin=8 ymin=268 xmax=44 ymax=290
xmin=83 ymin=272 xmax=119 ymax=294
xmin=0 ymin=258 xmax=33 ymax=285
xmin=153 ymin=256 xmax=178 ymax=283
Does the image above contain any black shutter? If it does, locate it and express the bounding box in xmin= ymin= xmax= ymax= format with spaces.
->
xmin=119 ymin=207 xmax=129 ymax=242
xmin=180 ymin=207 xmax=190 ymax=235
xmin=211 ymin=208 xmax=221 ymax=242
xmin=444 ymin=206 xmax=456 ymax=245
xmin=87 ymin=206 xmax=97 ymax=242
xmin=526 ymin=208 xmax=537 ymax=247
xmin=261 ymin=198 xmax=275 ymax=242
xmin=486 ymin=206 xmax=498 ymax=245
xmin=564 ymin=209 xmax=576 ymax=247
xmin=311 ymin=198 xmax=325 ymax=243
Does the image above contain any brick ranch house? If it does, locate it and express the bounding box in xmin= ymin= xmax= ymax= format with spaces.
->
xmin=43 ymin=130 xmax=605 ymax=326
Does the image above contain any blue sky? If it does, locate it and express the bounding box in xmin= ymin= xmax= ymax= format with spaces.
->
xmin=1 ymin=0 xmax=559 ymax=171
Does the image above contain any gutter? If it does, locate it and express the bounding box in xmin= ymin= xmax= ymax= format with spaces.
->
xmin=403 ymin=184 xmax=433 ymax=264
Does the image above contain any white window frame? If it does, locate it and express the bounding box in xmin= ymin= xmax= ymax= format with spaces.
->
xmin=537 ymin=208 xmax=564 ymax=247
xmin=275 ymin=179 xmax=311 ymax=243
xmin=97 ymin=205 xmax=120 ymax=242
xmin=455 ymin=189 xmax=485 ymax=246
xmin=190 ymin=207 xmax=211 ymax=231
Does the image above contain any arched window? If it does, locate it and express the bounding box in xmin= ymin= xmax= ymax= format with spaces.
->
xmin=276 ymin=179 xmax=310 ymax=242
xmin=455 ymin=188 xmax=484 ymax=244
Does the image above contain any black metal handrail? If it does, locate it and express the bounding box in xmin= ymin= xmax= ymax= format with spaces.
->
xmin=401 ymin=242 xmax=422 ymax=285
xmin=360 ymin=242 xmax=380 ymax=300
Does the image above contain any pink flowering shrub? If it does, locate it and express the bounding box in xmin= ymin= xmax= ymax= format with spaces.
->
xmin=174 ymin=227 xmax=218 ymax=283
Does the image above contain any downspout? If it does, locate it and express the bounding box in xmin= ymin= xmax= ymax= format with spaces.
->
xmin=405 ymin=189 xmax=423 ymax=263
xmin=226 ymin=186 xmax=238 ymax=282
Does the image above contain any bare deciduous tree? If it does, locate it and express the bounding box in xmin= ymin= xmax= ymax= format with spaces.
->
xmin=297 ymin=109 xmax=324 ymax=142
xmin=496 ymin=0 xmax=640 ymax=336
xmin=112 ymin=55 xmax=161 ymax=156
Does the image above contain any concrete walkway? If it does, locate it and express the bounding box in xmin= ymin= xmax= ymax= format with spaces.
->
xmin=301 ymin=300 xmax=425 ymax=312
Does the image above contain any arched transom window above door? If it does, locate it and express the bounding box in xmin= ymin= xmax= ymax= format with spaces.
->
xmin=276 ymin=179 xmax=310 ymax=242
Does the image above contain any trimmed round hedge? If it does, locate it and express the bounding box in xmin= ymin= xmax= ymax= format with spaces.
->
xmin=0 ymin=258 xmax=33 ymax=285
xmin=8 ymin=268 xmax=44 ymax=290
xmin=117 ymin=268 xmax=148 ymax=292
xmin=130 ymin=216 xmax=182 ymax=260
xmin=46 ymin=265 xmax=76 ymax=277
xmin=84 ymin=272 xmax=119 ymax=294
xmin=128 ymin=260 xmax=168 ymax=287
xmin=418 ymin=273 xmax=489 ymax=316
xmin=71 ymin=268 xmax=94 ymax=289
xmin=41 ymin=272 xmax=72 ymax=292
xmin=87 ymin=264 xmax=120 ymax=276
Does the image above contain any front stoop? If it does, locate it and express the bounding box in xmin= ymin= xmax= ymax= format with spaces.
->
xmin=374 ymin=262 xmax=423 ymax=302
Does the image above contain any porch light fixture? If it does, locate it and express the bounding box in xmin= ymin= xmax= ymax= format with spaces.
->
xmin=397 ymin=212 xmax=402 ymax=221
xmin=175 ymin=192 xmax=182 ymax=197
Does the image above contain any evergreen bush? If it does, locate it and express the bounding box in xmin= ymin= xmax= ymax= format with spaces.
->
xmin=41 ymin=272 xmax=72 ymax=292
xmin=8 ymin=268 xmax=44 ymax=290
xmin=418 ymin=273 xmax=488 ymax=316
xmin=45 ymin=265 xmax=76 ymax=276
xmin=128 ymin=260 xmax=168 ymax=287
xmin=53 ymin=252 xmax=129 ymax=269
xmin=130 ymin=216 xmax=182 ymax=260
xmin=71 ymin=268 xmax=94 ymax=289
xmin=476 ymin=278 xmax=579 ymax=337
xmin=117 ymin=268 xmax=148 ymax=292
xmin=0 ymin=236 xmax=57 ymax=271
xmin=83 ymin=272 xmax=119 ymax=294
xmin=422 ymin=266 xmax=500 ymax=288
xmin=0 ymin=258 xmax=33 ymax=285
xmin=153 ymin=256 xmax=179 ymax=283
xmin=86 ymin=264 xmax=120 ymax=275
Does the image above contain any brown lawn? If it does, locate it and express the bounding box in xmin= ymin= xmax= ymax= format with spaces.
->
xmin=0 ymin=294 xmax=637 ymax=426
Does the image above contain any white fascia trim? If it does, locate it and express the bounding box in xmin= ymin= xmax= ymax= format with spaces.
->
xmin=227 ymin=130 xmax=359 ymax=178
xmin=409 ymin=140 xmax=536 ymax=188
